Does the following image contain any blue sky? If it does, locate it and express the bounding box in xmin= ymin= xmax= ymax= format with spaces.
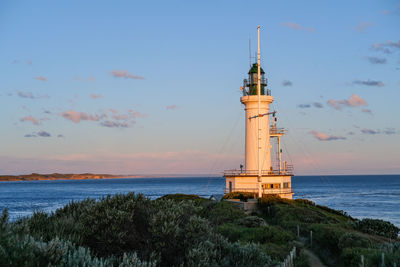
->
xmin=1 ymin=0 xmax=399 ymax=175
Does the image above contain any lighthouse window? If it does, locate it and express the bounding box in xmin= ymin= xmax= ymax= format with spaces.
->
xmin=283 ymin=182 xmax=290 ymax=188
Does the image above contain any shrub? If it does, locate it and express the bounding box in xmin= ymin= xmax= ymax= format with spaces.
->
xmin=201 ymin=201 xmax=247 ymax=225
xmin=355 ymin=218 xmax=400 ymax=239
xmin=222 ymin=191 xmax=255 ymax=201
xmin=338 ymin=232 xmax=372 ymax=249
xmin=237 ymin=216 xmax=267 ymax=228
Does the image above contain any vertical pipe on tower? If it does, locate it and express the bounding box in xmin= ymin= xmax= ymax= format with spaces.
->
xmin=257 ymin=26 xmax=262 ymax=198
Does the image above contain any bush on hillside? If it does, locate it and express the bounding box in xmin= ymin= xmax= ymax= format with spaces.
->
xmin=355 ymin=218 xmax=400 ymax=239
xmin=222 ymin=191 xmax=255 ymax=201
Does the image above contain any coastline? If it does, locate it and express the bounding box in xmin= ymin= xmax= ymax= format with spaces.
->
xmin=0 ymin=173 xmax=222 ymax=182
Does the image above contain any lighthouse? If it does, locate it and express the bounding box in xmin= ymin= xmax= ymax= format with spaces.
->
xmin=224 ymin=26 xmax=293 ymax=199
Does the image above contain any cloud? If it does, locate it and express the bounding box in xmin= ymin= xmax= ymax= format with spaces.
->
xmin=361 ymin=128 xmax=380 ymax=135
xmin=298 ymin=104 xmax=311 ymax=108
xmin=313 ymin=102 xmax=323 ymax=108
xmin=33 ymin=76 xmax=47 ymax=82
xmin=166 ymin=104 xmax=177 ymax=110
xmin=355 ymin=22 xmax=372 ymax=32
xmin=327 ymin=94 xmax=367 ymax=110
xmin=353 ymin=79 xmax=384 ymax=87
xmin=383 ymin=128 xmax=396 ymax=135
xmin=371 ymin=40 xmax=400 ymax=54
xmin=20 ymin=116 xmax=39 ymax=125
xmin=310 ymin=131 xmax=346 ymax=141
xmin=111 ymin=70 xmax=144 ymax=80
xmin=100 ymin=121 xmax=130 ymax=128
xmin=361 ymin=108 xmax=373 ymax=115
xmin=88 ymin=76 xmax=95 ymax=81
xmin=61 ymin=110 xmax=104 ymax=123
xmin=366 ymin=57 xmax=387 ymax=64
xmin=37 ymin=131 xmax=51 ymax=137
xmin=282 ymin=80 xmax=293 ymax=86
xmin=282 ymin=22 xmax=314 ymax=32
xmin=24 ymin=134 xmax=36 ymax=138
xmin=17 ymin=91 xmax=49 ymax=99
xmin=57 ymin=134 xmax=65 ymax=138
xmin=90 ymin=94 xmax=102 ymax=99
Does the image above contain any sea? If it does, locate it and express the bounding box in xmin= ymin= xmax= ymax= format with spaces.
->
xmin=0 ymin=175 xmax=399 ymax=227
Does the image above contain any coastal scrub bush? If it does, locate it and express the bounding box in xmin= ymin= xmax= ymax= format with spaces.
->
xmin=355 ymin=218 xmax=400 ymax=239
xmin=200 ymin=201 xmax=246 ymax=225
xmin=222 ymin=191 xmax=255 ymax=201
xmin=338 ymin=232 xmax=373 ymax=249
xmin=158 ymin=193 xmax=207 ymax=202
xmin=237 ymin=215 xmax=267 ymax=228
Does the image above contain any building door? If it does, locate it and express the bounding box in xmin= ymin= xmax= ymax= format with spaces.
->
xmin=229 ymin=181 xmax=232 ymax=193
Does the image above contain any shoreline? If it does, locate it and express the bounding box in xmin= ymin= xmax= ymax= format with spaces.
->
xmin=0 ymin=173 xmax=222 ymax=182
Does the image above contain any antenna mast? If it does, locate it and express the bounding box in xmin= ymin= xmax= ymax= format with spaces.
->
xmin=257 ymin=26 xmax=262 ymax=198
xmin=249 ymin=38 xmax=252 ymax=67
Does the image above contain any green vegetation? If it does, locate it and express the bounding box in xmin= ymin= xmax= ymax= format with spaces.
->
xmin=1 ymin=193 xmax=399 ymax=266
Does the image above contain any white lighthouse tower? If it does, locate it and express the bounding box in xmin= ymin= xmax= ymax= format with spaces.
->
xmin=224 ymin=26 xmax=293 ymax=199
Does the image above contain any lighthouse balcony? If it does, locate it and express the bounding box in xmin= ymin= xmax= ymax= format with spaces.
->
xmin=224 ymin=187 xmax=293 ymax=195
xmin=223 ymin=166 xmax=294 ymax=177
xmin=270 ymin=127 xmax=285 ymax=135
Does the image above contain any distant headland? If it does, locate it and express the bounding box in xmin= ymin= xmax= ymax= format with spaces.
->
xmin=0 ymin=173 xmax=141 ymax=182
xmin=0 ymin=173 xmax=221 ymax=181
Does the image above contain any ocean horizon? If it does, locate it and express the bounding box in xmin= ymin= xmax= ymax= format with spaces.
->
xmin=1 ymin=174 xmax=399 ymax=227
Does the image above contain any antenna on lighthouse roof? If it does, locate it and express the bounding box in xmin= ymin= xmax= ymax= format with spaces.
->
xmin=249 ymin=37 xmax=252 ymax=67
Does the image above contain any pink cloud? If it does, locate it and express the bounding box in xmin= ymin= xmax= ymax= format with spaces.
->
xmin=88 ymin=76 xmax=95 ymax=81
xmin=327 ymin=94 xmax=367 ymax=110
xmin=166 ymin=104 xmax=177 ymax=110
xmin=34 ymin=76 xmax=47 ymax=81
xmin=310 ymin=131 xmax=346 ymax=141
xmin=20 ymin=116 xmax=39 ymax=125
xmin=90 ymin=94 xmax=102 ymax=99
xmin=61 ymin=110 xmax=104 ymax=123
xmin=355 ymin=21 xmax=372 ymax=32
xmin=111 ymin=70 xmax=144 ymax=80
xmin=282 ymin=22 xmax=314 ymax=33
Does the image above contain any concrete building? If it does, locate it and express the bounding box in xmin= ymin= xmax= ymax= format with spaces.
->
xmin=224 ymin=26 xmax=293 ymax=199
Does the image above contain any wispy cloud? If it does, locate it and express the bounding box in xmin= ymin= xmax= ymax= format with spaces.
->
xmin=353 ymin=79 xmax=384 ymax=87
xmin=33 ymin=76 xmax=47 ymax=82
xmin=90 ymin=94 xmax=102 ymax=99
xmin=100 ymin=121 xmax=130 ymax=128
xmin=313 ymin=102 xmax=323 ymax=108
xmin=327 ymin=94 xmax=367 ymax=110
xmin=282 ymin=80 xmax=293 ymax=86
xmin=111 ymin=70 xmax=144 ymax=80
xmin=366 ymin=56 xmax=387 ymax=64
xmin=361 ymin=128 xmax=396 ymax=135
xmin=383 ymin=128 xmax=396 ymax=135
xmin=166 ymin=104 xmax=177 ymax=110
xmin=371 ymin=40 xmax=400 ymax=54
xmin=61 ymin=110 xmax=104 ymax=123
xmin=24 ymin=134 xmax=36 ymax=138
xmin=20 ymin=116 xmax=39 ymax=125
xmin=57 ymin=134 xmax=65 ymax=138
xmin=282 ymin=22 xmax=314 ymax=33
xmin=37 ymin=131 xmax=51 ymax=137
xmin=355 ymin=21 xmax=372 ymax=32
xmin=361 ymin=128 xmax=380 ymax=135
xmin=298 ymin=104 xmax=311 ymax=108
xmin=361 ymin=108 xmax=373 ymax=115
xmin=310 ymin=131 xmax=346 ymax=141
xmin=88 ymin=76 xmax=95 ymax=82
xmin=17 ymin=91 xmax=49 ymax=99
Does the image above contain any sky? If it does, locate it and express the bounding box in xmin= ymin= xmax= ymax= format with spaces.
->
xmin=1 ymin=0 xmax=399 ymax=175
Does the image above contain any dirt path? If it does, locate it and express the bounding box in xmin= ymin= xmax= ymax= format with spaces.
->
xmin=302 ymin=248 xmax=326 ymax=267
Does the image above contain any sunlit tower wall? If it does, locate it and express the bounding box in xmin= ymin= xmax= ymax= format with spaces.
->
xmin=241 ymin=64 xmax=273 ymax=172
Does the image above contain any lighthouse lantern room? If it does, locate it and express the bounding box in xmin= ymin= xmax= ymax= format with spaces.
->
xmin=224 ymin=26 xmax=293 ymax=199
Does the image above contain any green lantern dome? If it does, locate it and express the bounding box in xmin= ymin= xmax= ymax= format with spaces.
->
xmin=248 ymin=63 xmax=265 ymax=75
xmin=244 ymin=63 xmax=268 ymax=95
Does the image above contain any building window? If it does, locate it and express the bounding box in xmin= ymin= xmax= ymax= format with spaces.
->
xmin=283 ymin=182 xmax=290 ymax=188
